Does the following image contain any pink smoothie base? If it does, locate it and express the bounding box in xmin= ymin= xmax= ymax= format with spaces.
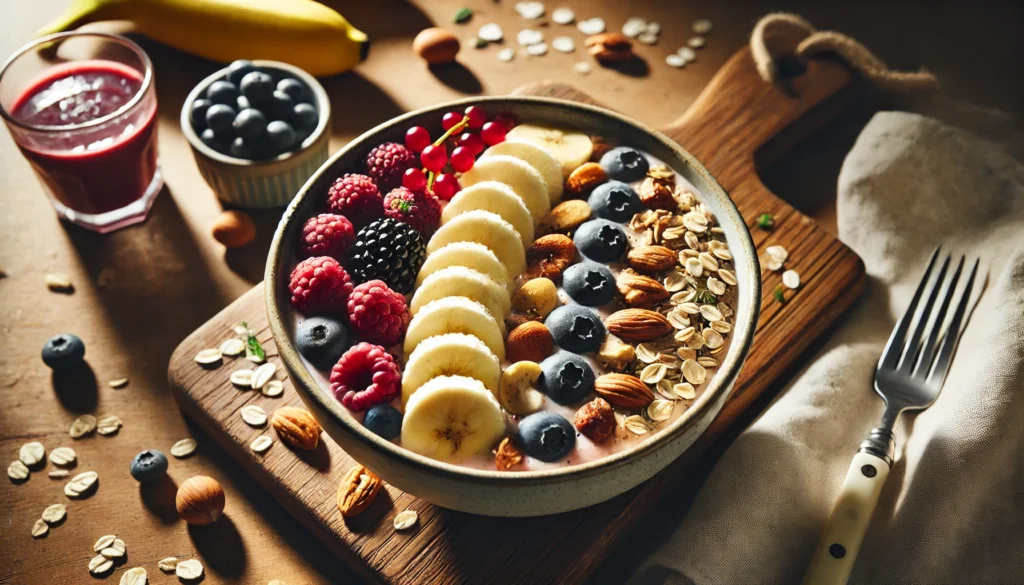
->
xmin=285 ymin=151 xmax=734 ymax=472
xmin=10 ymin=59 xmax=158 ymax=216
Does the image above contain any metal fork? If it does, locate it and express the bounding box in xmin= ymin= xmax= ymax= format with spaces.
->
xmin=803 ymin=248 xmax=981 ymax=585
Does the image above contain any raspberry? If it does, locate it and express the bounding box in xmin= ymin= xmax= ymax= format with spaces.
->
xmin=299 ymin=213 xmax=355 ymax=259
xmin=330 ymin=342 xmax=401 ymax=411
xmin=288 ymin=256 xmax=354 ymax=316
xmin=365 ymin=142 xmax=416 ymax=191
xmin=326 ymin=174 xmax=383 ymax=229
xmin=383 ymin=187 xmax=442 ymax=237
xmin=346 ymin=280 xmax=409 ymax=346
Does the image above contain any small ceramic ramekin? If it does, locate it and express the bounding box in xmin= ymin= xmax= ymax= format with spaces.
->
xmin=180 ymin=60 xmax=331 ymax=209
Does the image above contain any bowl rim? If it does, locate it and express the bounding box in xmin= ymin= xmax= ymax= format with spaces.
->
xmin=266 ymin=95 xmax=761 ymax=484
xmin=179 ymin=59 xmax=331 ymax=167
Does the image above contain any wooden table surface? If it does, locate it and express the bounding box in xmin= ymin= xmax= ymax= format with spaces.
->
xmin=2 ymin=1 xmax=1020 ymax=584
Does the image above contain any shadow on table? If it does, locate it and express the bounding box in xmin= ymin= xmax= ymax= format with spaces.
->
xmin=188 ymin=515 xmax=246 ymax=577
xmin=429 ymin=62 xmax=483 ymax=94
xmin=141 ymin=474 xmax=180 ymax=524
xmin=52 ymin=362 xmax=98 ymax=413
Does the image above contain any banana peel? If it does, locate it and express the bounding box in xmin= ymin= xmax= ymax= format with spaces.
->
xmin=38 ymin=0 xmax=369 ymax=77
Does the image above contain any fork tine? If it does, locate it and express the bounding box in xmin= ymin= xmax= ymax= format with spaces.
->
xmin=899 ymin=253 xmax=951 ymax=374
xmin=878 ymin=247 xmax=941 ymax=371
xmin=927 ymin=257 xmax=980 ymax=385
xmin=914 ymin=255 xmax=964 ymax=378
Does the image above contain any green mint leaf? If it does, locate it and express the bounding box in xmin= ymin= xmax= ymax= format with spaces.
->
xmin=472 ymin=37 xmax=488 ymax=48
xmin=756 ymin=213 xmax=775 ymax=230
xmin=241 ymin=321 xmax=265 ymax=361
xmin=772 ymin=285 xmax=786 ymax=304
xmin=452 ymin=7 xmax=472 ymax=24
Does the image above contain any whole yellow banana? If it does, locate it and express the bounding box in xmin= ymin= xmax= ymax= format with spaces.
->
xmin=38 ymin=0 xmax=370 ymax=77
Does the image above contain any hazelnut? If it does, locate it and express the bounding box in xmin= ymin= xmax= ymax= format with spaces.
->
xmin=175 ymin=475 xmax=225 ymax=525
xmin=212 ymin=210 xmax=256 ymax=248
xmin=413 ymin=27 xmax=460 ymax=65
xmin=522 ymin=234 xmax=577 ymax=282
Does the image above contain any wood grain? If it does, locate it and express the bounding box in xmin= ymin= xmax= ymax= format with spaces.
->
xmin=168 ymin=46 xmax=865 ymax=585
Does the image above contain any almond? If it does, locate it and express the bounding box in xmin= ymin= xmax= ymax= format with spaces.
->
xmin=627 ymin=245 xmax=678 ymax=272
xmin=564 ymin=162 xmax=607 ymax=198
xmin=505 ymin=321 xmax=555 ymax=363
xmin=606 ymin=309 xmax=672 ymax=341
xmin=522 ymin=234 xmax=577 ymax=281
xmin=594 ymin=373 xmax=655 ymax=408
xmin=271 ymin=406 xmax=321 ymax=451
xmin=539 ymin=200 xmax=592 ymax=235
xmin=337 ymin=464 xmax=381 ymax=517
xmin=574 ymin=397 xmax=616 ymax=443
xmin=639 ymin=176 xmax=676 ymax=211
xmin=616 ymin=270 xmax=669 ymax=307
xmin=585 ymin=32 xmax=634 ymax=62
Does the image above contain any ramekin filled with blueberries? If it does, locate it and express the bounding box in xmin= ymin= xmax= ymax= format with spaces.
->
xmin=181 ymin=60 xmax=331 ymax=208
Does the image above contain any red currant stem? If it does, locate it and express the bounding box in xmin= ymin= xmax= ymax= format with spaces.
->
xmin=433 ymin=116 xmax=470 ymax=147
xmin=427 ymin=170 xmax=435 ymax=190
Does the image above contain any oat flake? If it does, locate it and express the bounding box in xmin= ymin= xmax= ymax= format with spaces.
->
xmin=70 ymin=414 xmax=97 ymax=439
xmin=478 ymin=23 xmax=503 ymax=42
xmin=64 ymin=471 xmax=98 ymax=497
xmin=674 ymin=382 xmax=697 ymax=400
xmin=622 ymin=17 xmax=647 ymax=38
xmin=45 ymin=273 xmax=73 ymax=292
xmin=31 ymin=519 xmax=48 ymax=538
xmin=19 ymin=442 xmax=44 ymax=466
xmin=551 ymin=7 xmax=575 ymax=24
xmin=574 ymin=61 xmax=592 ymax=74
xmin=176 ymin=559 xmax=204 ymax=580
xmin=393 ymin=509 xmax=419 ymax=531
xmin=624 ymin=415 xmax=650 ymax=435
xmin=551 ymin=36 xmax=575 ymax=53
xmin=637 ymin=32 xmax=659 ymax=45
xmin=251 ymin=435 xmax=273 ymax=453
xmin=665 ymin=54 xmax=686 ymax=68
xmin=96 ymin=414 xmax=122 ymax=436
xmin=688 ymin=36 xmax=706 ymax=49
xmin=640 ymin=363 xmax=667 ymax=384
xmin=194 ymin=348 xmax=223 ymax=365
xmin=158 ymin=557 xmax=179 ymax=572
xmin=89 ymin=554 xmax=113 ymax=575
xmin=48 ymin=469 xmax=69 ymax=478
xmin=656 ymin=379 xmax=678 ymax=401
xmin=119 ymin=567 xmax=147 ymax=585
xmin=261 ymin=380 xmax=284 ymax=397
xmin=647 ymin=400 xmax=674 ymax=422
xmin=497 ymin=48 xmax=516 ymax=62
xmin=101 ymin=538 xmax=127 ymax=559
xmin=516 ymin=28 xmax=543 ymax=46
xmin=219 ymin=338 xmax=246 ymax=357
xmin=41 ymin=503 xmax=66 ymax=524
xmin=230 ymin=369 xmax=254 ymax=387
xmin=108 ymin=378 xmax=129 ymax=389
xmin=170 ymin=438 xmax=197 ymax=458
xmin=241 ymin=405 xmax=267 ymax=427
xmin=526 ymin=42 xmax=548 ymax=56
xmin=692 ymin=18 xmax=713 ymax=34
xmin=515 ymin=1 xmax=545 ymax=19
xmin=577 ymin=17 xmax=605 ymax=35
xmin=783 ymin=269 xmax=801 ymax=289
xmin=250 ymin=362 xmax=277 ymax=390
xmin=682 ymin=359 xmax=707 ymax=385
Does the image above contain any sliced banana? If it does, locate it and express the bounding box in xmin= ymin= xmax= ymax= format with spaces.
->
xmin=427 ymin=210 xmax=526 ymax=279
xmin=416 ymin=241 xmax=510 ymax=290
xmin=459 ymin=155 xmax=550 ymax=220
xmin=404 ymin=296 xmax=506 ymax=359
xmin=402 ymin=333 xmax=501 ymax=402
xmin=499 ymin=361 xmax=546 ymax=415
xmin=401 ymin=375 xmax=507 ymax=463
xmin=483 ymin=140 xmax=564 ymax=204
xmin=441 ymin=182 xmax=535 ymax=247
xmin=506 ymin=124 xmax=594 ymax=178
xmin=410 ymin=265 xmax=511 ymax=322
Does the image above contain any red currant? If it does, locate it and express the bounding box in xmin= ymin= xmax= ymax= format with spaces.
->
xmin=441 ymin=111 xmax=463 ymax=131
xmin=458 ymin=132 xmax=485 ymax=155
xmin=464 ymin=106 xmax=486 ymax=129
xmin=402 ymin=167 xmax=427 ymax=191
xmin=480 ymin=121 xmax=506 ymax=146
xmin=492 ymin=113 xmax=518 ymax=132
xmin=432 ymin=173 xmax=460 ymax=200
xmin=450 ymin=146 xmax=475 ymax=173
xmin=420 ymin=144 xmax=447 ymax=172
xmin=404 ymin=126 xmax=431 ymax=153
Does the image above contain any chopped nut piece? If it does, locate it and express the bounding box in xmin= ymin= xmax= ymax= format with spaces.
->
xmin=494 ymin=437 xmax=524 ymax=470
xmin=337 ymin=465 xmax=382 ymax=517
xmin=575 ymin=397 xmax=616 ymax=443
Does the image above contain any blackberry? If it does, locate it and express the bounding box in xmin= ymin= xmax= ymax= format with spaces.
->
xmin=347 ymin=218 xmax=425 ymax=294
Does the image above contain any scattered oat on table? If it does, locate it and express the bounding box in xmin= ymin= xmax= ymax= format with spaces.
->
xmin=41 ymin=503 xmax=66 ymax=524
xmin=48 ymin=469 xmax=69 ymax=479
xmin=692 ymin=18 xmax=713 ymax=34
xmin=763 ymin=245 xmax=789 ymax=271
xmin=100 ymin=538 xmax=127 ymax=559
xmin=175 ymin=559 xmax=204 ymax=581
xmin=194 ymin=348 xmax=223 ymax=366
xmin=45 ymin=273 xmax=73 ymax=293
xmin=525 ymin=42 xmax=548 ymax=56
xmin=241 ymin=405 xmax=268 ymax=427
xmin=666 ymin=54 xmax=686 ymax=68
xmin=478 ymin=23 xmax=503 ymax=42
xmin=637 ymin=32 xmax=659 ymax=45
xmin=551 ymin=7 xmax=574 ymax=24
xmin=107 ymin=377 xmax=130 ymax=389
xmin=514 ymin=1 xmax=545 ymax=19
xmin=170 ymin=438 xmax=197 ymax=458
xmin=577 ymin=17 xmax=605 ymax=35
xmin=783 ymin=269 xmax=801 ymax=289
xmin=250 ymin=362 xmax=277 ymax=390
xmin=219 ymin=338 xmax=246 ymax=357
xmin=688 ymin=36 xmax=706 ymax=49
xmin=574 ymin=61 xmax=592 ymax=74
xmin=516 ymin=28 xmax=543 ymax=46
xmin=94 ymin=534 xmax=117 ymax=552
xmin=70 ymin=414 xmax=97 ymax=439
xmin=119 ymin=567 xmax=147 ymax=585
xmin=230 ymin=369 xmax=253 ymax=387
xmin=250 ymin=435 xmax=273 ymax=453
xmin=19 ymin=441 xmax=44 ymax=466
xmin=677 ymin=46 xmax=697 ymax=64
xmin=31 ymin=519 xmax=49 ymax=538
xmin=64 ymin=471 xmax=98 ymax=498
xmin=158 ymin=557 xmax=179 ymax=572
xmin=96 ymin=414 xmax=122 ymax=436
xmin=8 ymin=460 xmax=30 ymax=481
xmin=622 ymin=17 xmax=646 ymax=38
xmin=261 ymin=380 xmax=284 ymax=397
xmin=393 ymin=509 xmax=419 ymax=531
xmin=89 ymin=554 xmax=113 ymax=575
xmin=551 ymin=36 xmax=575 ymax=53
xmin=497 ymin=48 xmax=515 ymax=62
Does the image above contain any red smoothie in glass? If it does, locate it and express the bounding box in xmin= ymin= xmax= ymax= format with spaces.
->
xmin=10 ymin=60 xmax=158 ymax=215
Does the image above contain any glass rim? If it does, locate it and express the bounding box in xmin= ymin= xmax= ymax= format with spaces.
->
xmin=0 ymin=32 xmax=154 ymax=133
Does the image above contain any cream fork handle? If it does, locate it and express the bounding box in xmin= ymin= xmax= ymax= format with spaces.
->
xmin=802 ymin=451 xmax=890 ymax=585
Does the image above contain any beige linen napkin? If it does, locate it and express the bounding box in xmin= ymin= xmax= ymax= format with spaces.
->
xmin=630 ymin=110 xmax=1024 ymax=585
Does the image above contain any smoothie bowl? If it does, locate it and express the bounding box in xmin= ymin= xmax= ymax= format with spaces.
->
xmin=266 ymin=97 xmax=759 ymax=516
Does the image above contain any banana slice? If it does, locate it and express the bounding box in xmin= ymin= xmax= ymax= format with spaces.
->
xmin=483 ymin=140 xmax=564 ymax=204
xmin=404 ymin=296 xmax=506 ymax=360
xmin=401 ymin=375 xmax=507 ymax=463
xmin=402 ymin=333 xmax=501 ymax=402
xmin=416 ymin=241 xmax=510 ymax=290
xmin=506 ymin=124 xmax=594 ymax=179
xmin=410 ymin=265 xmax=511 ymax=322
xmin=427 ymin=210 xmax=526 ymax=279
xmin=459 ymin=155 xmax=550 ymax=220
xmin=441 ymin=182 xmax=535 ymax=247
xmin=499 ymin=361 xmax=546 ymax=415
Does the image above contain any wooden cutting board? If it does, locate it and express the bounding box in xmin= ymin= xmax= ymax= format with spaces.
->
xmin=168 ymin=46 xmax=865 ymax=585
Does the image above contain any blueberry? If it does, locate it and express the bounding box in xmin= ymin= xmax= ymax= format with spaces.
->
xmin=206 ymin=80 xmax=240 ymax=106
xmin=539 ymin=351 xmax=595 ymax=405
xmin=277 ymin=77 xmax=307 ymax=102
xmin=267 ymin=120 xmax=297 ymax=153
xmin=363 ymin=404 xmax=402 ymax=440
xmin=588 ymin=181 xmax=643 ymax=222
xmin=233 ymin=108 xmax=268 ymax=140
xmin=292 ymin=103 xmax=318 ymax=132
xmin=545 ymin=305 xmax=606 ymax=354
xmin=41 ymin=333 xmax=85 ymax=370
xmin=562 ymin=262 xmax=615 ymax=306
xmin=240 ymin=71 xmax=275 ymax=104
xmin=226 ymin=60 xmax=257 ymax=85
xmin=518 ymin=412 xmax=576 ymax=461
xmin=189 ymin=98 xmax=212 ymax=130
xmin=205 ymin=103 xmax=237 ymax=134
xmin=574 ymin=219 xmax=627 ymax=263
xmin=236 ymin=95 xmax=251 ymax=111
xmin=200 ymin=128 xmax=228 ymax=153
xmin=600 ymin=147 xmax=649 ymax=182
xmin=228 ymin=137 xmax=254 ymax=159
xmin=129 ymin=449 xmax=168 ymax=483
xmin=267 ymin=90 xmax=294 ymax=121
xmin=296 ymin=316 xmax=350 ymax=370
